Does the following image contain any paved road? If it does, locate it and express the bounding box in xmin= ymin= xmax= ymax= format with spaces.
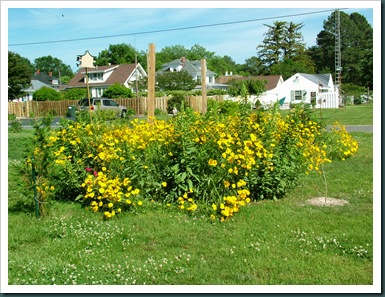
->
xmin=330 ymin=125 xmax=373 ymax=133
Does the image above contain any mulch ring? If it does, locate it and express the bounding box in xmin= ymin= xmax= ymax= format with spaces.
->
xmin=303 ymin=197 xmax=349 ymax=207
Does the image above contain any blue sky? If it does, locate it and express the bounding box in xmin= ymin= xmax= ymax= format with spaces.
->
xmin=4 ymin=1 xmax=375 ymax=72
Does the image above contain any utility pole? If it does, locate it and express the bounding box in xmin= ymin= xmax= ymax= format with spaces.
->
xmin=147 ymin=43 xmax=156 ymax=122
xmin=201 ymin=58 xmax=207 ymax=115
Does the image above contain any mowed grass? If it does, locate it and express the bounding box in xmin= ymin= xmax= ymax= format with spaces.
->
xmin=280 ymin=104 xmax=373 ymax=125
xmin=7 ymin=114 xmax=374 ymax=287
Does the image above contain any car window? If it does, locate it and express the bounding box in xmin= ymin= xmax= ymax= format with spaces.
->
xmin=102 ymin=99 xmax=110 ymax=106
xmin=94 ymin=100 xmax=101 ymax=105
xmin=109 ymin=100 xmax=118 ymax=107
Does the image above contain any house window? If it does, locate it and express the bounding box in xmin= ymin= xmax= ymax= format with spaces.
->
xmin=291 ymin=90 xmax=305 ymax=101
xmin=94 ymin=87 xmax=106 ymax=98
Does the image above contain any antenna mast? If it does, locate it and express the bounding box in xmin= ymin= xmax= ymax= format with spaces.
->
xmin=334 ymin=9 xmax=342 ymax=104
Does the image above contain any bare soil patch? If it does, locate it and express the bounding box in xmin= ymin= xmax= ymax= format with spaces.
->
xmin=305 ymin=197 xmax=349 ymax=207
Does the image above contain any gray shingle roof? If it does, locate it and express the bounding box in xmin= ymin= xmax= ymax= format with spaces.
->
xmin=299 ymin=73 xmax=331 ymax=86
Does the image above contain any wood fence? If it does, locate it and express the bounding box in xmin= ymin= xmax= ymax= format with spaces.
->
xmin=8 ymin=96 xmax=224 ymax=118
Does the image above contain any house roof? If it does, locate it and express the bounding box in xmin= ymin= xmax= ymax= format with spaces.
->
xmin=66 ymin=64 xmax=140 ymax=88
xmin=159 ymin=58 xmax=216 ymax=76
xmin=216 ymin=75 xmax=283 ymax=91
xmin=24 ymin=80 xmax=51 ymax=92
xmin=298 ymin=73 xmax=331 ymax=87
xmin=33 ymin=72 xmax=59 ymax=86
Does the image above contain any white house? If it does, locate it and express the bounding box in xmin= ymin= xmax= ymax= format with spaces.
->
xmin=18 ymin=70 xmax=60 ymax=102
xmin=258 ymin=73 xmax=339 ymax=109
xmin=66 ymin=63 xmax=147 ymax=98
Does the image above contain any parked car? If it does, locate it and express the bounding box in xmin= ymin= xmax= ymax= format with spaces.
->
xmin=77 ymin=98 xmax=127 ymax=118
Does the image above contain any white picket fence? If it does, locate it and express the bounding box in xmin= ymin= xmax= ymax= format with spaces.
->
xmin=316 ymin=92 xmax=340 ymax=109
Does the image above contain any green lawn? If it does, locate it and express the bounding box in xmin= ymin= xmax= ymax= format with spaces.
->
xmin=7 ymin=107 xmax=376 ymax=289
xmin=280 ymin=104 xmax=373 ymax=125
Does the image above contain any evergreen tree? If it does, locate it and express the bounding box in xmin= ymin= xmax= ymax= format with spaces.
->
xmin=257 ymin=21 xmax=311 ymax=76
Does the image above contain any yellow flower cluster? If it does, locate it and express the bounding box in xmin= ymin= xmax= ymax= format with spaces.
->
xmin=211 ymin=179 xmax=251 ymax=221
xmin=32 ymin=108 xmax=358 ymax=222
xmin=178 ymin=189 xmax=197 ymax=212
xmin=81 ymin=171 xmax=140 ymax=219
xmin=330 ymin=122 xmax=359 ymax=160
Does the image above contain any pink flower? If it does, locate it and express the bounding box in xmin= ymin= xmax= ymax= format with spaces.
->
xmin=93 ymin=171 xmax=98 ymax=177
xmin=85 ymin=167 xmax=92 ymax=172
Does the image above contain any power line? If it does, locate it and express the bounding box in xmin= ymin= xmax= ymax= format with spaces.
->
xmin=9 ymin=8 xmax=344 ymax=47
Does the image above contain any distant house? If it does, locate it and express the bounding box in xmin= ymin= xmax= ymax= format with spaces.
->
xmin=158 ymin=57 xmax=224 ymax=89
xmin=65 ymin=63 xmax=147 ymax=98
xmin=259 ymin=73 xmax=339 ymax=109
xmin=19 ymin=70 xmax=60 ymax=102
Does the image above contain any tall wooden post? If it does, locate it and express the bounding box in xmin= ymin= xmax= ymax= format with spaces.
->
xmin=147 ymin=43 xmax=156 ymax=122
xmin=201 ymin=59 xmax=207 ymax=115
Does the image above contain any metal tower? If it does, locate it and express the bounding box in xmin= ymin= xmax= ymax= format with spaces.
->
xmin=334 ymin=9 xmax=342 ymax=99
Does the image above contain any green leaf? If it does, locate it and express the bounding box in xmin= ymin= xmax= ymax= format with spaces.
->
xmin=75 ymin=194 xmax=83 ymax=202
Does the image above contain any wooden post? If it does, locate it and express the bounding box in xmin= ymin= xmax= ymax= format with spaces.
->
xmin=85 ymin=67 xmax=92 ymax=123
xmin=147 ymin=43 xmax=156 ymax=122
xmin=201 ymin=59 xmax=207 ymax=115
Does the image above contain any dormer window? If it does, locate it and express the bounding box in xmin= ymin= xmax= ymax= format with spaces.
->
xmin=89 ymin=73 xmax=103 ymax=81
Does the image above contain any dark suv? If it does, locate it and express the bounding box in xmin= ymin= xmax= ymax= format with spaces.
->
xmin=77 ymin=98 xmax=127 ymax=118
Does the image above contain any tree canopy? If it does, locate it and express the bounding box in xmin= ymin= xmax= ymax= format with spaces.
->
xmin=103 ymin=83 xmax=133 ymax=98
xmin=95 ymin=43 xmax=147 ymax=69
xmin=257 ymin=21 xmax=314 ymax=75
xmin=8 ymin=51 xmax=34 ymax=100
xmin=308 ymin=10 xmax=373 ymax=89
xmin=156 ymin=70 xmax=197 ymax=91
xmin=33 ymin=86 xmax=61 ymax=101
xmin=34 ymin=55 xmax=74 ymax=78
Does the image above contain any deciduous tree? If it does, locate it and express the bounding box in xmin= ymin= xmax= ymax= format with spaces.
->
xmin=8 ymin=51 xmax=34 ymax=100
xmin=156 ymin=70 xmax=196 ymax=91
xmin=34 ymin=55 xmax=73 ymax=78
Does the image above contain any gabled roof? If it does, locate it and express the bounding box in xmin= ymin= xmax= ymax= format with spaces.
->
xmin=67 ymin=63 xmax=143 ymax=88
xmin=24 ymin=80 xmax=51 ymax=92
xmin=33 ymin=72 xmax=59 ymax=86
xmin=216 ymin=75 xmax=283 ymax=91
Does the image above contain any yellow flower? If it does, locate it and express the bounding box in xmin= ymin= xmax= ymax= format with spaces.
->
xmin=212 ymin=204 xmax=217 ymax=211
xmin=108 ymin=202 xmax=113 ymax=208
xmin=162 ymin=182 xmax=167 ymax=187
xmin=208 ymin=159 xmax=218 ymax=167
xmin=224 ymin=181 xmax=230 ymax=188
xmin=138 ymin=201 xmax=143 ymax=206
